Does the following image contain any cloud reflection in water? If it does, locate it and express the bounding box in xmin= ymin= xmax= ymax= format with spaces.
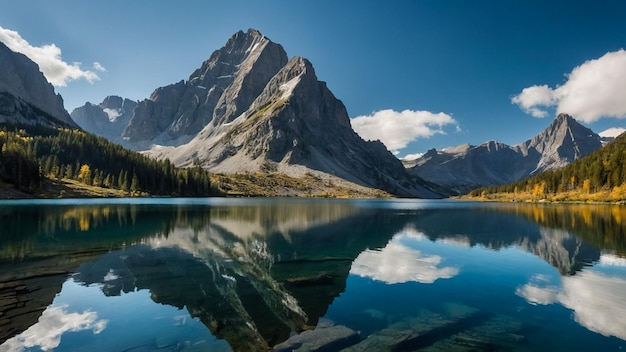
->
xmin=350 ymin=230 xmax=459 ymax=284
xmin=517 ymin=256 xmax=626 ymax=341
xmin=2 ymin=305 xmax=107 ymax=351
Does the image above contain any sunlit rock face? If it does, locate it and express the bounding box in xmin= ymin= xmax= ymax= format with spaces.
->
xmin=121 ymin=29 xmax=288 ymax=143
xmin=0 ymin=42 xmax=77 ymax=128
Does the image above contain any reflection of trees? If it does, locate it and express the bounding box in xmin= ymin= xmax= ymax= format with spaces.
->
xmin=0 ymin=204 xmax=214 ymax=261
xmin=494 ymin=204 xmax=626 ymax=256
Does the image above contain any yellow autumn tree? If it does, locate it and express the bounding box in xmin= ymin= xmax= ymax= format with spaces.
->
xmin=582 ymin=178 xmax=591 ymax=194
xmin=532 ymin=181 xmax=545 ymax=199
xmin=77 ymin=164 xmax=91 ymax=185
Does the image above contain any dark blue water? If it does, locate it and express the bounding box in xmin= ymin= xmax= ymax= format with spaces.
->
xmin=0 ymin=198 xmax=624 ymax=351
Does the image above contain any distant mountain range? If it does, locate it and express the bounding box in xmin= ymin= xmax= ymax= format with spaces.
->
xmin=403 ymin=113 xmax=604 ymax=193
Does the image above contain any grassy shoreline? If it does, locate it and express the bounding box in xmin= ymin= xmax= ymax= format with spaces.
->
xmin=0 ymin=172 xmax=391 ymax=200
xmin=460 ymin=189 xmax=626 ymax=204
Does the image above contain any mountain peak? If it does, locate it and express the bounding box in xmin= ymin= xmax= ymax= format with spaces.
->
xmin=245 ymin=28 xmax=263 ymax=38
xmin=520 ymin=114 xmax=601 ymax=174
xmin=119 ymin=28 xmax=288 ymax=142
xmin=553 ymin=112 xmax=576 ymax=125
xmin=222 ymin=28 xmax=268 ymax=55
xmin=407 ymin=113 xmax=603 ymax=193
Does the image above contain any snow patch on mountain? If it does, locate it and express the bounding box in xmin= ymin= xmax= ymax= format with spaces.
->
xmin=600 ymin=127 xmax=626 ymax=138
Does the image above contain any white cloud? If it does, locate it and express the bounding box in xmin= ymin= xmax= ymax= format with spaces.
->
xmin=93 ymin=62 xmax=107 ymax=72
xmin=0 ymin=26 xmax=101 ymax=87
xmin=2 ymin=305 xmax=108 ymax=351
xmin=351 ymin=109 xmax=457 ymax=154
xmin=512 ymin=49 xmax=626 ymax=123
xmin=350 ymin=231 xmax=458 ymax=284
xmin=511 ymin=85 xmax=557 ymax=118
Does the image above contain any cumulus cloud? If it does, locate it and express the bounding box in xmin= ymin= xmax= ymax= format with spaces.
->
xmin=0 ymin=26 xmax=103 ymax=86
xmin=350 ymin=230 xmax=459 ymax=284
xmin=2 ymin=305 xmax=107 ymax=351
xmin=512 ymin=49 xmax=626 ymax=123
xmin=511 ymin=85 xmax=557 ymax=118
xmin=351 ymin=109 xmax=457 ymax=154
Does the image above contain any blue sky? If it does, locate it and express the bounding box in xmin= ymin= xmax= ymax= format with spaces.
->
xmin=1 ymin=0 xmax=625 ymax=158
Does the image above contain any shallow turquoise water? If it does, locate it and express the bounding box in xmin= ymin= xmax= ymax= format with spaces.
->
xmin=1 ymin=198 xmax=625 ymax=351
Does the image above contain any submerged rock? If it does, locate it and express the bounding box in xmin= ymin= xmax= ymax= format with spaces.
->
xmin=272 ymin=324 xmax=360 ymax=352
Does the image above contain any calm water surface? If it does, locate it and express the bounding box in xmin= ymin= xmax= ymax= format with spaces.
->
xmin=0 ymin=198 xmax=625 ymax=351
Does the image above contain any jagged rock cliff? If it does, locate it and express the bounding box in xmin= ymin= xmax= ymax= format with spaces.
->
xmin=405 ymin=113 xmax=602 ymax=193
xmin=122 ymin=29 xmax=288 ymax=144
xmin=0 ymin=42 xmax=77 ymax=128
xmin=73 ymin=29 xmax=445 ymax=198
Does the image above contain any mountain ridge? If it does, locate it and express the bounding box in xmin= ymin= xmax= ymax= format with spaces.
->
xmin=405 ymin=113 xmax=603 ymax=194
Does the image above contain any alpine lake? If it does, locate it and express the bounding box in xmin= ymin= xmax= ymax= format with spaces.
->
xmin=1 ymin=198 xmax=625 ymax=352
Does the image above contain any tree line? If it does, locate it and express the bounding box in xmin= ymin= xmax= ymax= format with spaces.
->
xmin=0 ymin=123 xmax=217 ymax=196
xmin=469 ymin=132 xmax=626 ymax=201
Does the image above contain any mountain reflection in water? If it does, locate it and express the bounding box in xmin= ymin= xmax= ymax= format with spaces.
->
xmin=1 ymin=199 xmax=625 ymax=351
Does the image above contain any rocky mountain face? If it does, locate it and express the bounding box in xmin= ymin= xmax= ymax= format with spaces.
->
xmin=405 ymin=113 xmax=602 ymax=194
xmin=121 ymin=29 xmax=289 ymax=144
xmin=70 ymin=95 xmax=137 ymax=143
xmin=0 ymin=42 xmax=77 ymax=128
xmin=73 ymin=29 xmax=444 ymax=198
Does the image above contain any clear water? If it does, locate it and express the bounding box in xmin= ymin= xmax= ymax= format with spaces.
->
xmin=0 ymin=198 xmax=625 ymax=351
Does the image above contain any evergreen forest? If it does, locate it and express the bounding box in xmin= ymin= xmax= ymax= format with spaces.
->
xmin=0 ymin=123 xmax=216 ymax=197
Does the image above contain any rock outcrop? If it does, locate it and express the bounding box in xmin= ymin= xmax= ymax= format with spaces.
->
xmin=0 ymin=42 xmax=77 ymax=128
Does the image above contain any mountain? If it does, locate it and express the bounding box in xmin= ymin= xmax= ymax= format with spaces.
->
xmin=72 ymin=29 xmax=445 ymax=198
xmin=70 ymin=95 xmax=137 ymax=143
xmin=470 ymin=126 xmax=626 ymax=201
xmin=404 ymin=113 xmax=602 ymax=194
xmin=0 ymin=42 xmax=77 ymax=128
